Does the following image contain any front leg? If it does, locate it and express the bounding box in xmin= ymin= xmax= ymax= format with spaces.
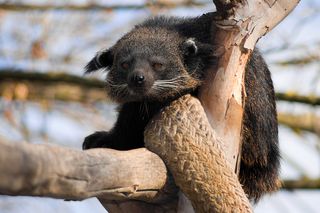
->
xmin=83 ymin=102 xmax=157 ymax=150
xmin=82 ymin=131 xmax=119 ymax=150
xmin=82 ymin=127 xmax=142 ymax=150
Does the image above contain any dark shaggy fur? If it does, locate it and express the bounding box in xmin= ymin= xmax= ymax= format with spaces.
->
xmin=83 ymin=12 xmax=280 ymax=202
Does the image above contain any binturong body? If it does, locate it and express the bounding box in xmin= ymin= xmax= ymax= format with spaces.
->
xmin=83 ymin=12 xmax=280 ymax=202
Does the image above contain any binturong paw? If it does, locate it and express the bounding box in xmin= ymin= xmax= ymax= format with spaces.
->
xmin=82 ymin=131 xmax=113 ymax=150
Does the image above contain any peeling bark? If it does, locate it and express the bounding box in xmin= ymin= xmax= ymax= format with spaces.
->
xmin=199 ymin=0 xmax=300 ymax=170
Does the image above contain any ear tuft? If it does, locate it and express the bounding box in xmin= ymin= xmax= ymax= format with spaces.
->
xmin=85 ymin=49 xmax=113 ymax=74
xmin=182 ymin=38 xmax=198 ymax=55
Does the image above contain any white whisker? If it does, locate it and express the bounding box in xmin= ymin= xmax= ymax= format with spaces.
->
xmin=106 ymin=79 xmax=129 ymax=98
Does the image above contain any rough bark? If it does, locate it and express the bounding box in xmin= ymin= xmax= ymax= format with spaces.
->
xmin=145 ymin=95 xmax=252 ymax=212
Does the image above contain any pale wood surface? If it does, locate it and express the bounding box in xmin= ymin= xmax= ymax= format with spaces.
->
xmin=0 ymin=140 xmax=176 ymax=203
xmin=200 ymin=0 xmax=300 ymax=171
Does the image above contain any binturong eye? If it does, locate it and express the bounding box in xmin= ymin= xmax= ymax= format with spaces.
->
xmin=152 ymin=62 xmax=163 ymax=70
xmin=121 ymin=62 xmax=130 ymax=70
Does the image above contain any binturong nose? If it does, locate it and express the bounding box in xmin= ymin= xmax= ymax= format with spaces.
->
xmin=133 ymin=74 xmax=145 ymax=85
xmin=128 ymin=71 xmax=145 ymax=87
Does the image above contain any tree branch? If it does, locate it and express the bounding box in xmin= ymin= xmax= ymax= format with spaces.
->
xmin=277 ymin=92 xmax=320 ymax=106
xmin=276 ymin=55 xmax=320 ymax=66
xmin=0 ymin=70 xmax=103 ymax=87
xmin=278 ymin=113 xmax=320 ymax=134
xmin=282 ymin=178 xmax=320 ymax=190
xmin=2 ymin=70 xmax=319 ymax=105
xmin=145 ymin=95 xmax=252 ymax=212
xmin=0 ymin=70 xmax=106 ymax=103
xmin=0 ymin=1 xmax=204 ymax=11
xmin=0 ymin=95 xmax=253 ymax=213
xmin=0 ymin=139 xmax=177 ymax=204
xmin=199 ymin=0 xmax=300 ymax=170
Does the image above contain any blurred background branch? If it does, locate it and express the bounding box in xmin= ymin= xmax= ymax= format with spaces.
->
xmin=1 ymin=70 xmax=320 ymax=105
xmin=278 ymin=113 xmax=320 ymax=135
xmin=282 ymin=178 xmax=320 ymax=190
xmin=0 ymin=0 xmax=205 ymax=11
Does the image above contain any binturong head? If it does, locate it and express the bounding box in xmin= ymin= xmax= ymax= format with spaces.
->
xmin=85 ymin=26 xmax=220 ymax=103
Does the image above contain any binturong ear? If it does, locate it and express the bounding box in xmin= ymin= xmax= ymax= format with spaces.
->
xmin=182 ymin=38 xmax=225 ymax=58
xmin=182 ymin=38 xmax=198 ymax=56
xmin=85 ymin=49 xmax=114 ymax=74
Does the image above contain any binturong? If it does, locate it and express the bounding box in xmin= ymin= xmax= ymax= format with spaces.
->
xmin=82 ymin=12 xmax=280 ymax=202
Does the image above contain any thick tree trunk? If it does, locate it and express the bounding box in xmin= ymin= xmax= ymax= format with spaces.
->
xmin=200 ymin=0 xmax=300 ymax=171
xmin=145 ymin=95 xmax=252 ymax=212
